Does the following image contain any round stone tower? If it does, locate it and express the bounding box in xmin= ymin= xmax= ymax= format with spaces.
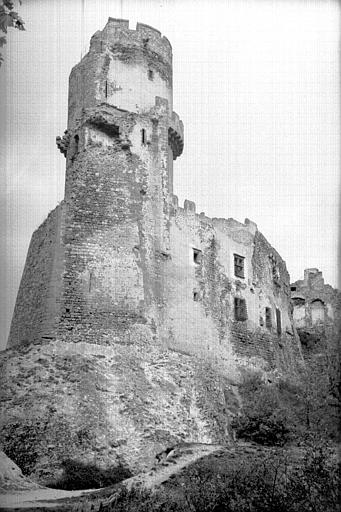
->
xmin=56 ymin=19 xmax=184 ymax=346
xmin=68 ymin=18 xmax=173 ymax=124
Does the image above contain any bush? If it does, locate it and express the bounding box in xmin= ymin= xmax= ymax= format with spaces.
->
xmin=233 ymin=409 xmax=290 ymax=446
xmin=231 ymin=370 xmax=340 ymax=446
xmin=49 ymin=459 xmax=132 ymax=490
xmin=231 ymin=374 xmax=292 ymax=446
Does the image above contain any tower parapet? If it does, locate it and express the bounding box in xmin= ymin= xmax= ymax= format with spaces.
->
xmin=90 ymin=19 xmax=172 ymax=65
xmin=68 ymin=18 xmax=175 ymax=130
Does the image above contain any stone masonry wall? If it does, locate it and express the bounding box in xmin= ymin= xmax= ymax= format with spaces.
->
xmin=57 ymin=95 xmax=173 ymax=346
xmin=68 ymin=19 xmax=173 ymax=130
xmin=7 ymin=205 xmax=64 ymax=347
xmin=162 ymin=198 xmax=301 ymax=378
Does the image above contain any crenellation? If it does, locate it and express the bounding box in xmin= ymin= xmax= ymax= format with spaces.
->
xmin=184 ymin=199 xmax=196 ymax=213
xmin=171 ymin=194 xmax=179 ymax=208
xmin=90 ymin=18 xmax=173 ymax=66
xmin=136 ymin=22 xmax=162 ymax=38
xmin=107 ymin=17 xmax=130 ymax=28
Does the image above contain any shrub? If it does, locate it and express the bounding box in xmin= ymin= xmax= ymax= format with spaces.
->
xmin=232 ymin=409 xmax=290 ymax=446
xmin=49 ymin=459 xmax=132 ymax=490
xmin=231 ymin=375 xmax=292 ymax=446
xmin=231 ymin=369 xmax=340 ymax=446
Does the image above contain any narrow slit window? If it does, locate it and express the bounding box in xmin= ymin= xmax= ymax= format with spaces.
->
xmin=265 ymin=307 xmax=272 ymax=329
xmin=234 ymin=254 xmax=245 ymax=278
xmin=234 ymin=298 xmax=247 ymax=321
xmin=141 ymin=128 xmax=146 ymax=144
xmin=71 ymin=134 xmax=79 ymax=162
xmin=276 ymin=308 xmax=282 ymax=336
xmin=193 ymin=248 xmax=202 ymax=264
xmin=74 ymin=134 xmax=79 ymax=151
xmin=105 ymin=80 xmax=108 ymax=98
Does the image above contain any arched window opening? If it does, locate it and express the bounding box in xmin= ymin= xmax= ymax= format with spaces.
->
xmin=311 ymin=299 xmax=325 ymax=325
xmin=292 ymin=297 xmax=306 ymax=328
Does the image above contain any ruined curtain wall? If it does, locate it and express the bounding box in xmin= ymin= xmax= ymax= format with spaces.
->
xmin=163 ymin=201 xmax=302 ymax=377
xmin=7 ymin=205 xmax=64 ymax=347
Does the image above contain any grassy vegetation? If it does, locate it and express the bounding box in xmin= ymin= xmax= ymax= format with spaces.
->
xmin=232 ymin=366 xmax=340 ymax=445
xmin=95 ymin=441 xmax=338 ymax=512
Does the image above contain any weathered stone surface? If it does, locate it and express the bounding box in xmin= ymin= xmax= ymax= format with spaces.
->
xmin=0 ymin=338 xmax=236 ymax=485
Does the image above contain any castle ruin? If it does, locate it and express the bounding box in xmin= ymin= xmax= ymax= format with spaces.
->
xmin=8 ymin=19 xmax=300 ymax=370
xmin=1 ymin=19 xmax=303 ymax=483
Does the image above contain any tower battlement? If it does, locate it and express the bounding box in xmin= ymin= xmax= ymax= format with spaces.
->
xmin=89 ymin=18 xmax=172 ymax=68
xmin=68 ymin=19 xmax=175 ymax=132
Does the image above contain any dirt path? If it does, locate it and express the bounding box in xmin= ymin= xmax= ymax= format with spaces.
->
xmin=0 ymin=444 xmax=224 ymax=510
xmin=127 ymin=443 xmax=223 ymax=490
xmin=0 ymin=487 xmax=97 ymax=510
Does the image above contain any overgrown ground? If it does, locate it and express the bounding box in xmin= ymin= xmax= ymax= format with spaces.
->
xmin=93 ymin=366 xmax=340 ymax=512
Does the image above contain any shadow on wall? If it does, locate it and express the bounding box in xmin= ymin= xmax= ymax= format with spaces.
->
xmin=47 ymin=459 xmax=132 ymax=490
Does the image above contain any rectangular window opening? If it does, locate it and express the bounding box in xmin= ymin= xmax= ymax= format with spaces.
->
xmin=193 ymin=291 xmax=199 ymax=301
xmin=148 ymin=69 xmax=154 ymax=80
xmin=234 ymin=254 xmax=245 ymax=278
xmin=265 ymin=307 xmax=272 ymax=329
xmin=276 ymin=308 xmax=282 ymax=336
xmin=234 ymin=297 xmax=247 ymax=321
xmin=141 ymin=128 xmax=146 ymax=144
xmin=193 ymin=248 xmax=202 ymax=264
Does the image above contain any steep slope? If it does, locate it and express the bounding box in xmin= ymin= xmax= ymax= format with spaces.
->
xmin=0 ymin=337 xmax=240 ymax=487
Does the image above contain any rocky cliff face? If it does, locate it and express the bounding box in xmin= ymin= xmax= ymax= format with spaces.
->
xmin=0 ymin=332 xmax=242 ymax=486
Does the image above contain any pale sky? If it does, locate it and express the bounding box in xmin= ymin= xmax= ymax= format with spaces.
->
xmin=0 ymin=0 xmax=339 ymax=350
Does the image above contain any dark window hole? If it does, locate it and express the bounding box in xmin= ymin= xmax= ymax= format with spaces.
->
xmin=193 ymin=248 xmax=202 ymax=264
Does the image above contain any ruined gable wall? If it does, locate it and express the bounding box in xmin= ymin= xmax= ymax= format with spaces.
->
xmin=291 ymin=271 xmax=341 ymax=331
xmin=7 ymin=204 xmax=64 ymax=347
xmin=291 ymin=270 xmax=341 ymax=360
